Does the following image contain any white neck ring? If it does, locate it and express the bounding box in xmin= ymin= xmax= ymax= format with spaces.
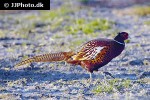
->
xmin=113 ymin=40 xmax=125 ymax=45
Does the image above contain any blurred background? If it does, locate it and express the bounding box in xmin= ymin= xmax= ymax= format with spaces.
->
xmin=0 ymin=0 xmax=150 ymax=99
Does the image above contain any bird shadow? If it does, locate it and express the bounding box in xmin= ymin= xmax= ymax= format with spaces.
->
xmin=0 ymin=67 xmax=144 ymax=84
xmin=1 ymin=58 xmax=149 ymax=84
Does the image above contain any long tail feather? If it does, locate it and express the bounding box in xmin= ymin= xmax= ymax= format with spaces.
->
xmin=15 ymin=51 xmax=75 ymax=67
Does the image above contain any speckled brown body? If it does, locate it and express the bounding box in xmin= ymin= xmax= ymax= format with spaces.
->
xmin=67 ymin=39 xmax=125 ymax=73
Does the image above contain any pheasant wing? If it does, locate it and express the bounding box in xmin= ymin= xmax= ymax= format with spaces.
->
xmin=72 ymin=39 xmax=110 ymax=60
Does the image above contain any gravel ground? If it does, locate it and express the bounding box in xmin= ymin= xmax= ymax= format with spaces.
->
xmin=0 ymin=0 xmax=150 ymax=100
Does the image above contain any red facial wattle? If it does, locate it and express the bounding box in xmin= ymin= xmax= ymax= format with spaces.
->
xmin=124 ymin=33 xmax=128 ymax=40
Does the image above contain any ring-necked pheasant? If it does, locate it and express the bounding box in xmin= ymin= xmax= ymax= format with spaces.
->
xmin=16 ymin=32 xmax=129 ymax=80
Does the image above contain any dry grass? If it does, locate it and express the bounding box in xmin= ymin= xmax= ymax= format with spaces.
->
xmin=114 ymin=6 xmax=150 ymax=16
